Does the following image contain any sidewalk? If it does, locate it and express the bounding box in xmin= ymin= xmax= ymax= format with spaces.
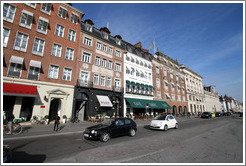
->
xmin=3 ymin=116 xmax=195 ymax=141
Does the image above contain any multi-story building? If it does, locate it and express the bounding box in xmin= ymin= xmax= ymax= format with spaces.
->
xmin=203 ymin=86 xmax=221 ymax=112
xmin=180 ymin=64 xmax=205 ymax=114
xmin=73 ymin=19 xmax=126 ymax=120
xmin=3 ymin=3 xmax=84 ymax=122
xmin=219 ymin=95 xmax=227 ymax=113
xmin=152 ymin=51 xmax=188 ymax=115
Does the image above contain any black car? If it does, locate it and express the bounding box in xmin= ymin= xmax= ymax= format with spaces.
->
xmin=201 ymin=112 xmax=212 ymax=118
xmin=215 ymin=112 xmax=222 ymax=117
xmin=83 ymin=118 xmax=137 ymax=142
xmin=239 ymin=112 xmax=243 ymax=117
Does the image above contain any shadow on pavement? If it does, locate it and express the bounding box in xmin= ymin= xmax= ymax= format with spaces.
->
xmin=12 ymin=151 xmax=46 ymax=163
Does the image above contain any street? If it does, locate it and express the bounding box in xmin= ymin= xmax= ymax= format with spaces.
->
xmin=3 ymin=116 xmax=243 ymax=163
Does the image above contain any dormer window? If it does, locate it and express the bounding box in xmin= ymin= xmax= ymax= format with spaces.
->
xmin=85 ymin=23 xmax=92 ymax=32
xmin=102 ymin=31 xmax=108 ymax=39
xmin=116 ymin=38 xmax=121 ymax=45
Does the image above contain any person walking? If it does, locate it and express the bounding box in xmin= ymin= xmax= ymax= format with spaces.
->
xmin=5 ymin=111 xmax=15 ymax=134
xmin=54 ymin=114 xmax=60 ymax=131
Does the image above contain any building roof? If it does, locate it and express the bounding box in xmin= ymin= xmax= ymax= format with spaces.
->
xmin=179 ymin=64 xmax=203 ymax=79
xmin=125 ymin=42 xmax=152 ymax=61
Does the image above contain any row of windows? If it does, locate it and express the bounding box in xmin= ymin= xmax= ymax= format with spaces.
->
xmin=82 ymin=52 xmax=122 ymax=72
xmin=84 ymin=37 xmax=122 ymax=57
xmin=125 ymin=55 xmax=151 ymax=69
xmin=7 ymin=62 xmax=72 ymax=81
xmin=156 ymin=79 xmax=185 ymax=93
xmin=125 ymin=66 xmax=152 ymax=80
xmin=3 ymin=3 xmax=79 ymax=24
xmin=157 ymin=67 xmax=184 ymax=83
xmin=126 ymin=84 xmax=154 ymax=96
xmin=157 ymin=92 xmax=186 ymax=101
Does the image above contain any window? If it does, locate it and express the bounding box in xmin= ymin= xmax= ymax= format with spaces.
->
xmin=170 ymin=73 xmax=173 ymax=80
xmin=171 ymin=84 xmax=175 ymax=92
xmin=164 ymin=70 xmax=167 ymax=77
xmin=156 ymin=66 xmax=159 ymax=74
xmin=48 ymin=65 xmax=59 ymax=79
xmin=108 ymin=60 xmax=112 ymax=69
xmin=165 ymin=82 xmax=169 ymax=90
xmin=82 ymin=52 xmax=91 ymax=63
xmin=103 ymin=44 xmax=107 ymax=52
xmin=58 ymin=6 xmax=67 ymax=19
xmin=144 ymin=63 xmax=147 ymax=68
xmin=116 ymin=38 xmax=121 ymax=45
xmin=94 ymin=74 xmax=99 ymax=85
xmin=80 ymin=71 xmax=89 ymax=83
xmin=52 ymin=43 xmax=62 ymax=57
xmin=178 ymin=95 xmax=181 ymax=101
xmin=36 ymin=17 xmax=49 ymax=34
xmin=25 ymin=3 xmax=36 ymax=8
xmin=131 ymin=67 xmax=135 ymax=76
xmin=172 ymin=94 xmax=176 ymax=100
xmin=96 ymin=42 xmax=101 ymax=49
xmin=68 ymin=29 xmax=76 ymax=42
xmin=107 ymin=77 xmax=112 ymax=87
xmin=156 ymin=79 xmax=160 ymax=88
xmin=55 ymin=24 xmax=64 ymax=37
xmin=136 ymin=70 xmax=140 ymax=77
xmin=177 ymin=85 xmax=180 ymax=93
xmin=176 ymin=75 xmax=179 ymax=82
xmin=182 ymin=87 xmax=185 ymax=94
xmin=3 ymin=27 xmax=10 ymax=47
xmin=109 ymin=47 xmax=113 ymax=54
xmin=102 ymin=59 xmax=107 ymax=67
xmin=28 ymin=66 xmax=40 ymax=80
xmin=115 ymin=63 xmax=121 ymax=72
xmin=41 ymin=3 xmax=52 ymax=15
xmin=65 ymin=48 xmax=74 ymax=60
xmin=70 ymin=12 xmax=79 ymax=24
xmin=140 ymin=71 xmax=144 ymax=78
xmin=140 ymin=61 xmax=143 ymax=66
xmin=183 ymin=96 xmax=186 ymax=101
xmin=32 ymin=38 xmax=45 ymax=56
xmin=19 ymin=10 xmax=33 ymax=29
xmin=148 ymin=64 xmax=151 ymax=69
xmin=115 ymin=50 xmax=121 ymax=57
xmin=136 ymin=59 xmax=139 ymax=64
xmin=114 ymin=78 xmax=121 ymax=88
xmin=85 ymin=23 xmax=92 ymax=32
xmin=126 ymin=67 xmax=130 ymax=74
xmin=3 ymin=3 xmax=16 ymax=23
xmin=166 ymin=93 xmax=170 ymax=99
xmin=8 ymin=63 xmax=22 ymax=78
xmin=95 ymin=56 xmax=100 ymax=66
xmin=101 ymin=75 xmax=106 ymax=86
xmin=14 ymin=32 xmax=29 ymax=52
xmin=102 ymin=31 xmax=108 ymax=39
xmin=148 ymin=73 xmax=152 ymax=80
xmin=83 ymin=37 xmax=92 ymax=46
xmin=63 ymin=68 xmax=72 ymax=81
xmin=157 ymin=91 xmax=161 ymax=99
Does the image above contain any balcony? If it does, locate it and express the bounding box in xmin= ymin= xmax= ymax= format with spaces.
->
xmin=7 ymin=71 xmax=20 ymax=78
xmin=77 ymin=80 xmax=93 ymax=88
xmin=27 ymin=74 xmax=39 ymax=80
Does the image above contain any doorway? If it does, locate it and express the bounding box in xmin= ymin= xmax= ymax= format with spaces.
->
xmin=49 ymin=98 xmax=61 ymax=121
xmin=20 ymin=97 xmax=34 ymax=121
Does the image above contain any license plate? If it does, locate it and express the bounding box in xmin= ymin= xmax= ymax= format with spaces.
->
xmin=84 ymin=134 xmax=89 ymax=137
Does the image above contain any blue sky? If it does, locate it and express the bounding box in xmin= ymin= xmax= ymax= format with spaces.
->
xmin=72 ymin=2 xmax=244 ymax=103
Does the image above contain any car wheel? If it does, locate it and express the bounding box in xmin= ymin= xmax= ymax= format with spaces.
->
xmin=175 ymin=123 xmax=179 ymax=129
xmin=164 ymin=125 xmax=168 ymax=131
xmin=129 ymin=128 xmax=136 ymax=137
xmin=100 ymin=132 xmax=110 ymax=142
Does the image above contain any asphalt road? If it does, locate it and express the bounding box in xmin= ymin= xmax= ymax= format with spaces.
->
xmin=3 ymin=116 xmax=244 ymax=163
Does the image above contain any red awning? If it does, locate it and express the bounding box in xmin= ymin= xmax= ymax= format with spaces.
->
xmin=3 ymin=83 xmax=37 ymax=97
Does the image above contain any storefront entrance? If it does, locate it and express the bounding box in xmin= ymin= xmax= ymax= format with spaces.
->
xmin=49 ymin=98 xmax=61 ymax=121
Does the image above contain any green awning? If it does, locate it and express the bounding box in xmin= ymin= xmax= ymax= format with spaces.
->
xmin=126 ymin=80 xmax=131 ymax=84
xmin=144 ymin=84 xmax=149 ymax=88
xmin=125 ymin=98 xmax=172 ymax=109
xmin=131 ymin=81 xmax=136 ymax=85
xmin=136 ymin=83 xmax=140 ymax=86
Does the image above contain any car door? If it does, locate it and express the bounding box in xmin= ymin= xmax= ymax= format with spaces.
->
xmin=110 ymin=119 xmax=125 ymax=137
xmin=167 ymin=115 xmax=175 ymax=128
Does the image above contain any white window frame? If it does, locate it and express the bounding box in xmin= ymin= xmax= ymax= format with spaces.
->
xmin=58 ymin=6 xmax=67 ymax=19
xmin=3 ymin=27 xmax=10 ymax=47
xmin=80 ymin=70 xmax=90 ymax=83
xmin=28 ymin=66 xmax=40 ymax=80
xmin=156 ymin=78 xmax=160 ymax=88
xmin=7 ymin=63 xmax=22 ymax=78
xmin=14 ymin=32 xmax=29 ymax=52
xmin=85 ymin=23 xmax=93 ymax=32
xmin=114 ymin=78 xmax=121 ymax=88
xmin=68 ymin=29 xmax=76 ymax=42
xmin=156 ymin=66 xmax=159 ymax=74
xmin=96 ymin=42 xmax=101 ymax=50
xmin=115 ymin=50 xmax=121 ymax=57
xmin=116 ymin=38 xmax=121 ymax=45
xmin=51 ymin=43 xmax=62 ymax=57
xmin=107 ymin=77 xmax=112 ymax=87
xmin=165 ymin=81 xmax=169 ymax=90
xmin=95 ymin=56 xmax=100 ymax=66
xmin=3 ymin=3 xmax=16 ymax=23
xmin=102 ymin=31 xmax=108 ymax=39
xmin=65 ymin=47 xmax=74 ymax=61
xmin=62 ymin=68 xmax=72 ymax=81
xmin=55 ymin=24 xmax=65 ymax=37
xmin=25 ymin=3 xmax=36 ymax=9
xmin=172 ymin=94 xmax=176 ymax=100
xmin=102 ymin=58 xmax=107 ymax=68
xmin=32 ymin=37 xmax=45 ymax=56
xmin=109 ymin=47 xmax=113 ymax=54
xmin=94 ymin=73 xmax=99 ymax=85
xmin=157 ymin=91 xmax=161 ymax=99
xmin=40 ymin=3 xmax=52 ymax=15
xmin=70 ymin=12 xmax=79 ymax=24
xmin=103 ymin=44 xmax=107 ymax=52
xmin=36 ymin=17 xmax=49 ymax=35
xmin=171 ymin=83 xmax=175 ymax=92
xmin=82 ymin=51 xmax=91 ymax=63
xmin=83 ymin=36 xmax=92 ymax=46
xmin=48 ymin=65 xmax=59 ymax=79
xmin=108 ymin=60 xmax=112 ymax=69
xmin=115 ymin=62 xmax=121 ymax=72
xmin=19 ymin=10 xmax=33 ymax=29
xmin=100 ymin=75 xmax=106 ymax=86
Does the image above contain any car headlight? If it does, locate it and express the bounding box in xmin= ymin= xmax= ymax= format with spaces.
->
xmin=91 ymin=130 xmax=97 ymax=135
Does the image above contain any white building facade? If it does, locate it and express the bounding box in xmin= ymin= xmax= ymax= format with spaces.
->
xmin=203 ymin=86 xmax=221 ymax=112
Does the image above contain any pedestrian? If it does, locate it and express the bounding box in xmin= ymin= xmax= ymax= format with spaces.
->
xmin=54 ymin=114 xmax=60 ymax=131
xmin=5 ymin=111 xmax=15 ymax=134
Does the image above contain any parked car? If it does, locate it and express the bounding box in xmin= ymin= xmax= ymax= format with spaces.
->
xmin=201 ymin=112 xmax=212 ymax=118
xmin=215 ymin=112 xmax=222 ymax=117
xmin=149 ymin=114 xmax=178 ymax=131
xmin=239 ymin=112 xmax=243 ymax=117
xmin=83 ymin=118 xmax=137 ymax=142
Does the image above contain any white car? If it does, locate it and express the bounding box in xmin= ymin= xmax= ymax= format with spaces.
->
xmin=150 ymin=114 xmax=178 ymax=131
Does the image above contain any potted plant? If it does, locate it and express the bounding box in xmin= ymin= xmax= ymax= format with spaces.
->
xmin=44 ymin=115 xmax=49 ymax=124
xmin=62 ymin=115 xmax=67 ymax=124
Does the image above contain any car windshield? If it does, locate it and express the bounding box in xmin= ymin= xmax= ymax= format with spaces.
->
xmin=100 ymin=119 xmax=114 ymax=126
xmin=154 ymin=115 xmax=167 ymax=120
